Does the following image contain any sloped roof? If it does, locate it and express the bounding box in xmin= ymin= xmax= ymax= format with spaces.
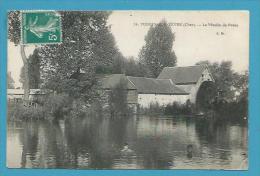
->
xmin=100 ymin=74 xmax=188 ymax=94
xmin=158 ymin=65 xmax=206 ymax=84
xmin=127 ymin=76 xmax=188 ymax=95
xmin=101 ymin=74 xmax=136 ymax=90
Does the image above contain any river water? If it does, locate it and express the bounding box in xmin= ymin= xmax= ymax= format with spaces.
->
xmin=7 ymin=116 xmax=248 ymax=169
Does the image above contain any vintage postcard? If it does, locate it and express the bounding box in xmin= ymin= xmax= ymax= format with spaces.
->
xmin=7 ymin=10 xmax=248 ymax=170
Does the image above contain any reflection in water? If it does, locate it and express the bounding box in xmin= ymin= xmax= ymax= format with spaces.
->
xmin=7 ymin=116 xmax=248 ymax=169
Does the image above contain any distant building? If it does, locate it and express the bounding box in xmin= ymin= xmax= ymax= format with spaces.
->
xmin=101 ymin=74 xmax=189 ymax=108
xmin=7 ymin=89 xmax=49 ymax=102
xmin=158 ymin=65 xmax=215 ymax=104
xmin=100 ymin=65 xmax=214 ymax=108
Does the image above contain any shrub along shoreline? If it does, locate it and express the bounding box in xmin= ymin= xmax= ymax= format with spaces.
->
xmin=8 ymin=92 xmax=247 ymax=122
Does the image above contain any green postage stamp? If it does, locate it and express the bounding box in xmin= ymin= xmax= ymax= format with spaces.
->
xmin=21 ymin=11 xmax=62 ymax=44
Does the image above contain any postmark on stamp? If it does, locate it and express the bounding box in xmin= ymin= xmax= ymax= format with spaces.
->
xmin=21 ymin=11 xmax=62 ymax=44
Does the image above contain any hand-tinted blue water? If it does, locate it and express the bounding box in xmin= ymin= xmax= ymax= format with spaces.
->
xmin=7 ymin=116 xmax=248 ymax=169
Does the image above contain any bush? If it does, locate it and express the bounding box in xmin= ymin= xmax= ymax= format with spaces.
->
xmin=43 ymin=93 xmax=72 ymax=120
xmin=85 ymin=100 xmax=103 ymax=118
xmin=164 ymin=101 xmax=192 ymax=115
xmin=66 ymin=98 xmax=92 ymax=119
xmin=8 ymin=93 xmax=105 ymax=121
xmin=138 ymin=102 xmax=164 ymax=115
xmin=8 ymin=103 xmax=45 ymax=120
xmin=212 ymin=99 xmax=248 ymax=121
xmin=8 ymin=93 xmax=73 ymax=121
xmin=138 ymin=101 xmax=193 ymax=116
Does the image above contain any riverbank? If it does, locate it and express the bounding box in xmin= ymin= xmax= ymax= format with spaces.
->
xmin=8 ymin=101 xmax=247 ymax=124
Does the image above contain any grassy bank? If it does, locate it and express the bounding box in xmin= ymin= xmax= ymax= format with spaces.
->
xmin=8 ymin=93 xmax=71 ymax=121
xmin=8 ymin=93 xmax=247 ymax=122
xmin=8 ymin=103 xmax=46 ymax=121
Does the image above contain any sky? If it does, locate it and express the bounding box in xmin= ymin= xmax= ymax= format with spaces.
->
xmin=8 ymin=11 xmax=249 ymax=88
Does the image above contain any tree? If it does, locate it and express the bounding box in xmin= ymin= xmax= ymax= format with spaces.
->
xmin=233 ymin=71 xmax=248 ymax=101
xmin=8 ymin=11 xmax=30 ymax=104
xmin=196 ymin=60 xmax=249 ymax=118
xmin=111 ymin=52 xmax=126 ymax=74
xmin=196 ymin=60 xmax=247 ymax=101
xmin=233 ymin=71 xmax=248 ymax=116
xmin=139 ymin=20 xmax=177 ymax=77
xmin=110 ymin=55 xmax=151 ymax=77
xmin=39 ymin=11 xmax=118 ymax=103
xmin=9 ymin=11 xmax=119 ymax=104
xmin=20 ymin=49 xmax=41 ymax=89
xmin=124 ymin=57 xmax=151 ymax=77
xmin=108 ymin=78 xmax=128 ymax=117
xmin=7 ymin=72 xmax=15 ymax=89
xmin=93 ymin=27 xmax=118 ymax=71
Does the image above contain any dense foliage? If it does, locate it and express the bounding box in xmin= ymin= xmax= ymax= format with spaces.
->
xmin=109 ymin=55 xmax=150 ymax=77
xmin=39 ymin=12 xmax=118 ymax=101
xmin=8 ymin=11 xmax=21 ymax=45
xmin=196 ymin=60 xmax=248 ymax=102
xmin=139 ymin=20 xmax=177 ymax=77
xmin=196 ymin=60 xmax=248 ymax=118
